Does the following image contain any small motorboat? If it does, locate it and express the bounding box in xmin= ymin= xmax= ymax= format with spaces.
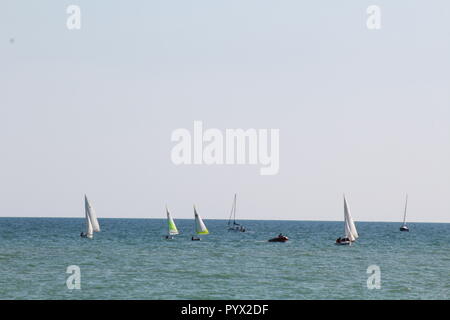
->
xmin=191 ymin=237 xmax=201 ymax=241
xmin=268 ymin=234 xmax=289 ymax=242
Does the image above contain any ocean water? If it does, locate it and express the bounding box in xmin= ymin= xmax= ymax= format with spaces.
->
xmin=0 ymin=218 xmax=448 ymax=300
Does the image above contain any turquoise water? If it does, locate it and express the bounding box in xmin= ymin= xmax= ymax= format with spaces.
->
xmin=0 ymin=218 xmax=448 ymax=300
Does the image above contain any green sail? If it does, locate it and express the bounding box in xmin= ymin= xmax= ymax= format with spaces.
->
xmin=166 ymin=208 xmax=179 ymax=235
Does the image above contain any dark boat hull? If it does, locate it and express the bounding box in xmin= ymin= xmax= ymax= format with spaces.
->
xmin=335 ymin=241 xmax=351 ymax=245
xmin=335 ymin=237 xmax=354 ymax=245
xmin=268 ymin=236 xmax=289 ymax=242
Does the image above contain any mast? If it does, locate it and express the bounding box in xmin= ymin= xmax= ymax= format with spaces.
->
xmin=402 ymin=194 xmax=408 ymax=225
xmin=227 ymin=194 xmax=237 ymax=227
xmin=227 ymin=199 xmax=234 ymax=227
xmin=233 ymin=194 xmax=237 ymax=225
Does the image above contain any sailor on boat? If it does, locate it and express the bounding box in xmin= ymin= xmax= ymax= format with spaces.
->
xmin=80 ymin=232 xmax=87 ymax=238
xmin=268 ymin=233 xmax=289 ymax=242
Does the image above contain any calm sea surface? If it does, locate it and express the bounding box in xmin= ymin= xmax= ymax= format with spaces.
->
xmin=0 ymin=218 xmax=448 ymax=299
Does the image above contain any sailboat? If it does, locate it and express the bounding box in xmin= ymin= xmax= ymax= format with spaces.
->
xmin=192 ymin=205 xmax=209 ymax=240
xmin=400 ymin=194 xmax=409 ymax=232
xmin=227 ymin=194 xmax=246 ymax=232
xmin=81 ymin=195 xmax=100 ymax=239
xmin=165 ymin=206 xmax=179 ymax=239
xmin=335 ymin=195 xmax=358 ymax=245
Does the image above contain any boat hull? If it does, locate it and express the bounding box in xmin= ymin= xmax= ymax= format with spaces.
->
xmin=335 ymin=241 xmax=351 ymax=245
xmin=268 ymin=236 xmax=289 ymax=242
xmin=335 ymin=237 xmax=354 ymax=245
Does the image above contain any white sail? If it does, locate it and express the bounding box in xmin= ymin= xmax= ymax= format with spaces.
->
xmin=194 ymin=206 xmax=209 ymax=235
xmin=344 ymin=196 xmax=358 ymax=241
xmin=85 ymin=205 xmax=94 ymax=238
xmin=166 ymin=207 xmax=179 ymax=235
xmin=85 ymin=195 xmax=100 ymax=232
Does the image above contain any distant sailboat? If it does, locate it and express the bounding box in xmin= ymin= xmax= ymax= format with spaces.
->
xmin=81 ymin=195 xmax=100 ymax=239
xmin=192 ymin=205 xmax=209 ymax=240
xmin=165 ymin=206 xmax=179 ymax=239
xmin=227 ymin=194 xmax=246 ymax=232
xmin=400 ymin=195 xmax=409 ymax=232
xmin=336 ymin=195 xmax=358 ymax=245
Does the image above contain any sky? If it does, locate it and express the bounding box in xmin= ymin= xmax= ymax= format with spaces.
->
xmin=1 ymin=1 xmax=449 ymax=222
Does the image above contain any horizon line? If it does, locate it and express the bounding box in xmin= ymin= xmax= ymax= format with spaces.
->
xmin=0 ymin=216 xmax=448 ymax=224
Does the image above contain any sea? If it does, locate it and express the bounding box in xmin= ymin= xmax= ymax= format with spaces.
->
xmin=0 ymin=218 xmax=448 ymax=300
